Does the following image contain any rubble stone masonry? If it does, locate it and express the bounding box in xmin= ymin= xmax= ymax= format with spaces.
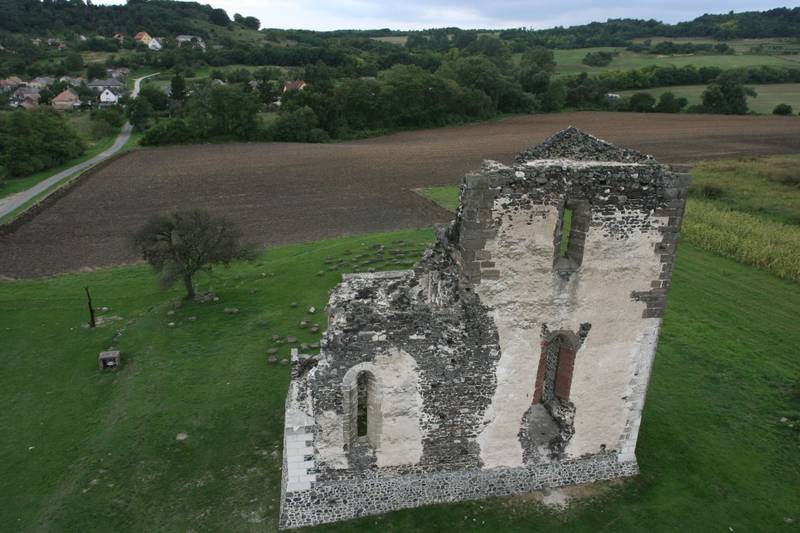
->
xmin=279 ymin=128 xmax=690 ymax=528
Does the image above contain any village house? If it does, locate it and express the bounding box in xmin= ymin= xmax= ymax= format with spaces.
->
xmin=175 ymin=34 xmax=206 ymax=50
xmin=10 ymin=86 xmax=40 ymax=109
xmin=134 ymin=31 xmax=152 ymax=45
xmin=113 ymin=33 xmax=125 ymax=43
xmin=0 ymin=76 xmax=23 ymax=92
xmin=59 ymin=75 xmax=84 ymax=86
xmin=28 ymin=76 xmax=54 ymax=89
xmin=51 ymin=88 xmax=81 ymax=111
xmin=99 ymin=88 xmax=121 ymax=106
xmin=88 ymin=78 xmax=125 ymax=93
xmin=282 ymin=80 xmax=307 ymax=92
xmin=148 ymin=38 xmax=164 ymax=51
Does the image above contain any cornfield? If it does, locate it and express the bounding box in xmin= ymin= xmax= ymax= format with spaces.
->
xmin=683 ymin=199 xmax=800 ymax=281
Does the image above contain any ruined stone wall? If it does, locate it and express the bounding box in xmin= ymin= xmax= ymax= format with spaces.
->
xmin=278 ymin=129 xmax=689 ymax=529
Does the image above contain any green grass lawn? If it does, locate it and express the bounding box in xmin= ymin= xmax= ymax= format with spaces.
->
xmin=553 ymin=47 xmax=800 ymax=76
xmin=1 ymin=220 xmax=798 ymax=531
xmin=617 ymin=83 xmax=800 ymax=115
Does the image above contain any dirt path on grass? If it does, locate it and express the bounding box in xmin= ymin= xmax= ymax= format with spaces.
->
xmin=1 ymin=111 xmax=799 ymax=279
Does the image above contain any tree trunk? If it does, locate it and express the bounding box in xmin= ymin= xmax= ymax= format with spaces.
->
xmin=183 ymin=274 xmax=195 ymax=300
xmin=84 ymin=286 xmax=96 ymax=328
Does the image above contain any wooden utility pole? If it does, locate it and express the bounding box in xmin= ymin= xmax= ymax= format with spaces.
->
xmin=85 ymin=286 xmax=96 ymax=328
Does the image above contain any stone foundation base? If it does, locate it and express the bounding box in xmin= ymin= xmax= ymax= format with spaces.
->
xmin=279 ymin=453 xmax=638 ymax=529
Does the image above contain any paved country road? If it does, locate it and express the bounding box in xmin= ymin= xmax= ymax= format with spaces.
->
xmin=0 ymin=72 xmax=159 ymax=220
xmin=1 ymin=111 xmax=800 ymax=279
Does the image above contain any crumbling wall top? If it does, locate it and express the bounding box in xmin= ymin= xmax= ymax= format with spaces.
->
xmin=514 ymin=127 xmax=657 ymax=164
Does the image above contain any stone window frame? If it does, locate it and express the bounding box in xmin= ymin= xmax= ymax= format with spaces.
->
xmin=341 ymin=363 xmax=382 ymax=454
xmin=532 ymin=330 xmax=581 ymax=404
xmin=553 ymin=199 xmax=591 ymax=274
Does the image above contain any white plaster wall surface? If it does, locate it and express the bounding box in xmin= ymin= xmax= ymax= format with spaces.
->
xmin=476 ymin=195 xmax=667 ymax=467
xmin=372 ymin=349 xmax=424 ymax=467
xmin=314 ymin=348 xmax=424 ymax=469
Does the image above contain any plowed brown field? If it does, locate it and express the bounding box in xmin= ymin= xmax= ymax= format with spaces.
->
xmin=2 ymin=112 xmax=800 ymax=278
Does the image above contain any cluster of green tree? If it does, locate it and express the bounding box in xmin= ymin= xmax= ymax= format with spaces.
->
xmin=0 ymin=109 xmax=85 ymax=178
xmin=499 ymin=8 xmax=800 ymax=48
xmin=1 ymin=0 xmax=230 ymax=36
xmin=596 ymin=64 xmax=800 ymax=91
xmin=136 ymin=46 xmax=564 ymax=145
xmin=772 ymin=104 xmax=794 ymax=115
xmin=582 ymin=51 xmax=617 ymax=67
xmin=136 ymin=76 xmax=262 ymax=145
xmin=626 ymin=40 xmax=733 ymax=55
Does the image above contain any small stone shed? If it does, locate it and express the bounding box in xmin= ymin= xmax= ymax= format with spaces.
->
xmin=279 ymin=128 xmax=689 ymax=528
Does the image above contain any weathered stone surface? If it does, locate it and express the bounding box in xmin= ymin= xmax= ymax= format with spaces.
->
xmin=278 ymin=128 xmax=688 ymax=529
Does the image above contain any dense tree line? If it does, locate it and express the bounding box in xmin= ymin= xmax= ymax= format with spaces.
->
xmin=626 ymin=40 xmax=733 ymax=55
xmin=499 ymin=8 xmax=800 ymax=48
xmin=136 ymin=45 xmax=561 ymax=145
xmin=596 ymin=64 xmax=800 ymax=91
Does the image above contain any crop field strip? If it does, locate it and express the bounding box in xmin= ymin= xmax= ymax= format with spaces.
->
xmin=1 ymin=111 xmax=800 ymax=279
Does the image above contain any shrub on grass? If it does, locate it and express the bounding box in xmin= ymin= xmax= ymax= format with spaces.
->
xmin=141 ymin=118 xmax=196 ymax=145
xmin=91 ymin=118 xmax=113 ymax=140
xmin=92 ymin=107 xmax=125 ymax=128
xmin=772 ymin=103 xmax=793 ymax=115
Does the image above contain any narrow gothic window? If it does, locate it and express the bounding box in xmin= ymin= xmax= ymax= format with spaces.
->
xmin=554 ymin=200 xmax=590 ymax=274
xmin=558 ymin=207 xmax=573 ymax=257
xmin=356 ymin=372 xmax=369 ymax=437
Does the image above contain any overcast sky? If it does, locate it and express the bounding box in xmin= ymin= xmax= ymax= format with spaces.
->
xmin=93 ymin=0 xmax=785 ymax=31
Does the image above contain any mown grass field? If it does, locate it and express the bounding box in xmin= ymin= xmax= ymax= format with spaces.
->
xmin=1 ymin=226 xmax=798 ymax=531
xmin=552 ymin=46 xmax=800 ymax=76
xmin=618 ymin=83 xmax=800 ymax=115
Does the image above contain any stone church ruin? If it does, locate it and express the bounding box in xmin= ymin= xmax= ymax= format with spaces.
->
xmin=279 ymin=127 xmax=689 ymax=528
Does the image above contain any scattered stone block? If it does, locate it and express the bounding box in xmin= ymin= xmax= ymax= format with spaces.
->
xmin=176 ymin=432 xmax=188 ymax=441
xmin=98 ymin=350 xmax=121 ymax=370
xmin=188 ymin=316 xmax=197 ymax=321
xmin=224 ymin=307 xmax=239 ymax=314
xmin=268 ymin=356 xmax=278 ymax=363
xmin=308 ymin=306 xmax=316 ymax=314
xmin=287 ymin=336 xmax=297 ymax=343
xmin=290 ymin=302 xmax=298 ymax=308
